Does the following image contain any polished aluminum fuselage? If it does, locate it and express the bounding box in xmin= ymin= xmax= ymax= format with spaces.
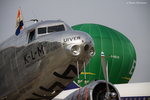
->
xmin=0 ymin=20 xmax=95 ymax=100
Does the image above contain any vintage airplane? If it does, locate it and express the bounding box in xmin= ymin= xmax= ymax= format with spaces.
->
xmin=0 ymin=8 xmax=120 ymax=100
xmin=53 ymin=52 xmax=149 ymax=100
xmin=53 ymin=81 xmax=150 ymax=100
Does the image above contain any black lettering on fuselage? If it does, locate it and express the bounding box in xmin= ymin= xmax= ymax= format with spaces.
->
xmin=24 ymin=45 xmax=45 ymax=66
xmin=37 ymin=45 xmax=44 ymax=56
xmin=24 ymin=54 xmax=29 ymax=64
xmin=63 ymin=36 xmax=81 ymax=42
xmin=31 ymin=51 xmax=35 ymax=60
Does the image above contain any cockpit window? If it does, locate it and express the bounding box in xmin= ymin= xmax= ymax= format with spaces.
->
xmin=28 ymin=29 xmax=35 ymax=43
xmin=48 ymin=25 xmax=65 ymax=33
xmin=38 ymin=27 xmax=46 ymax=34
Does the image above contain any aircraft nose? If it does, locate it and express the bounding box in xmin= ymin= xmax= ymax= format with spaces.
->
xmin=62 ymin=30 xmax=95 ymax=59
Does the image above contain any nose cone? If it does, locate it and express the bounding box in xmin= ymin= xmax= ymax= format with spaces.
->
xmin=62 ymin=30 xmax=95 ymax=60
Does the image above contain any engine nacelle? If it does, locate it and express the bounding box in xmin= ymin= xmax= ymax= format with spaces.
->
xmin=64 ymin=80 xmax=120 ymax=100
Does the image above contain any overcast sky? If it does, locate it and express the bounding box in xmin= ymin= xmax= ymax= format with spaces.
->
xmin=0 ymin=0 xmax=150 ymax=83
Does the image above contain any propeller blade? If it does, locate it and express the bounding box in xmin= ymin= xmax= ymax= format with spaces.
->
xmin=101 ymin=52 xmax=107 ymax=81
xmin=101 ymin=52 xmax=110 ymax=99
xmin=106 ymin=61 xmax=109 ymax=92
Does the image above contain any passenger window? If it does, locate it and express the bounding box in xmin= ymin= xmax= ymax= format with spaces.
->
xmin=38 ymin=27 xmax=46 ymax=34
xmin=48 ymin=25 xmax=65 ymax=33
xmin=28 ymin=30 xmax=35 ymax=43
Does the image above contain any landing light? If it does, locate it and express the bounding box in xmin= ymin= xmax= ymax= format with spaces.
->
xmin=71 ymin=45 xmax=80 ymax=56
xmin=66 ymin=44 xmax=81 ymax=56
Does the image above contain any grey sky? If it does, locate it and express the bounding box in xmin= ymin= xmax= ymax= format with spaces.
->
xmin=0 ymin=0 xmax=150 ymax=83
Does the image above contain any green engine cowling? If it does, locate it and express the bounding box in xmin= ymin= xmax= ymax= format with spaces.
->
xmin=72 ymin=23 xmax=136 ymax=87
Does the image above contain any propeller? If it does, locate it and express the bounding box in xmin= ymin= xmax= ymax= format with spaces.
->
xmin=101 ymin=52 xmax=117 ymax=100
